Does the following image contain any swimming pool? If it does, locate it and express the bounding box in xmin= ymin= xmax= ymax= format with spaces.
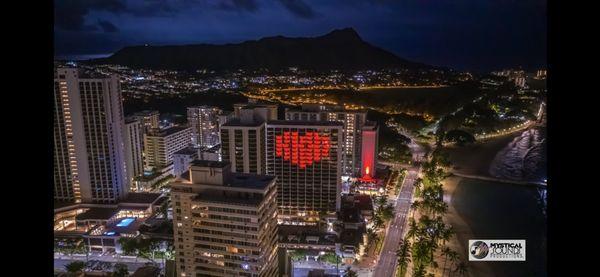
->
xmin=116 ymin=218 xmax=135 ymax=227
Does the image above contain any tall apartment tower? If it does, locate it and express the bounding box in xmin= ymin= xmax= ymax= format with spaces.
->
xmin=285 ymin=104 xmax=367 ymax=177
xmin=53 ymin=67 xmax=129 ymax=204
xmin=220 ymin=104 xmax=275 ymax=175
xmin=171 ymin=161 xmax=279 ymax=277
xmin=143 ymin=126 xmax=192 ymax=172
xmin=187 ymin=106 xmax=221 ymax=148
xmin=124 ymin=117 xmax=144 ymax=185
xmin=265 ymin=121 xmax=343 ymax=224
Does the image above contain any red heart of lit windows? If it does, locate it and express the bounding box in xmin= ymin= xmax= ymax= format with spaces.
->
xmin=275 ymin=131 xmax=331 ymax=169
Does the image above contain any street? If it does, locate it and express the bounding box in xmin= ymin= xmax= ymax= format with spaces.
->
xmin=373 ymin=140 xmax=425 ymax=277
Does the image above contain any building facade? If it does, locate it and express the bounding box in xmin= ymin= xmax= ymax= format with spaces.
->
xmin=360 ymin=122 xmax=379 ymax=179
xmin=172 ymin=147 xmax=198 ymax=178
xmin=124 ymin=117 xmax=144 ymax=185
xmin=285 ymin=104 xmax=367 ymax=177
xmin=220 ymin=104 xmax=273 ymax=175
xmin=171 ymin=161 xmax=279 ymax=277
xmin=199 ymin=145 xmax=221 ymax=162
xmin=143 ymin=126 xmax=192 ymax=171
xmin=187 ymin=106 xmax=221 ymax=148
xmin=220 ymin=121 xmax=265 ymax=175
xmin=233 ymin=102 xmax=278 ymax=123
xmin=265 ymin=121 xmax=343 ymax=224
xmin=53 ymin=67 xmax=129 ymax=204
xmin=131 ymin=110 xmax=160 ymax=133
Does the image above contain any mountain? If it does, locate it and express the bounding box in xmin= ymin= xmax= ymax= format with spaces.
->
xmin=90 ymin=28 xmax=430 ymax=71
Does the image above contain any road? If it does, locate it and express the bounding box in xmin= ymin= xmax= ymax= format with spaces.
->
xmin=373 ymin=140 xmax=425 ymax=277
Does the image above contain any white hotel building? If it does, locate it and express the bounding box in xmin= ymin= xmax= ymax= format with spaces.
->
xmin=53 ymin=67 xmax=129 ymax=204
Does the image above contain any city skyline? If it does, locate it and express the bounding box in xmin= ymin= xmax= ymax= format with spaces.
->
xmin=52 ymin=2 xmax=548 ymax=276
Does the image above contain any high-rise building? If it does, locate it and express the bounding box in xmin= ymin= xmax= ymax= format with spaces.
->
xmin=266 ymin=121 xmax=343 ymax=224
xmin=143 ymin=126 xmax=192 ymax=172
xmin=220 ymin=105 xmax=272 ymax=175
xmin=187 ymin=106 xmax=221 ymax=148
xmin=172 ymin=147 xmax=198 ymax=178
xmin=124 ymin=117 xmax=144 ymax=185
xmin=285 ymin=104 xmax=367 ymax=176
xmin=515 ymin=77 xmax=527 ymax=88
xmin=131 ymin=110 xmax=160 ymax=132
xmin=171 ymin=161 xmax=279 ymax=277
xmin=54 ymin=67 xmax=129 ymax=204
xmin=360 ymin=122 xmax=379 ymax=179
xmin=536 ymin=69 xmax=547 ymax=79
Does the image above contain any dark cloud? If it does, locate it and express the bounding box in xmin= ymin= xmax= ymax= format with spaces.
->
xmin=54 ymin=0 xmax=125 ymax=31
xmin=217 ymin=0 xmax=259 ymax=12
xmin=125 ymin=0 xmax=180 ymax=17
xmin=97 ymin=20 xmax=119 ymax=33
xmin=277 ymin=0 xmax=316 ymax=19
xmin=54 ymin=0 xmax=182 ymax=31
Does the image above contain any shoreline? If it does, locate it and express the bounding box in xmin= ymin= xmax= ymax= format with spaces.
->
xmin=441 ymin=129 xmax=527 ymax=277
xmin=443 ymin=176 xmax=496 ymax=277
xmin=444 ymin=131 xmax=523 ymax=177
xmin=441 ymin=126 xmax=547 ymax=277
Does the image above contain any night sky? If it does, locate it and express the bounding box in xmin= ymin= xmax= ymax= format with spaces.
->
xmin=55 ymin=0 xmax=546 ymax=72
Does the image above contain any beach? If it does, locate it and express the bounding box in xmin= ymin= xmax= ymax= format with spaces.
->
xmin=444 ymin=132 xmax=522 ymax=177
xmin=441 ymin=129 xmax=547 ymax=277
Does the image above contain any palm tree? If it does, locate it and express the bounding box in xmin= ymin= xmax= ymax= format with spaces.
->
xmin=373 ymin=215 xmax=384 ymax=230
xmin=412 ymin=264 xmax=427 ymax=277
xmin=411 ymin=200 xmax=422 ymax=210
xmin=367 ymin=228 xmax=379 ymax=246
xmin=412 ymin=239 xmax=431 ymax=268
xmin=441 ymin=247 xmax=452 ymax=277
xmin=64 ymin=261 xmax=85 ymax=275
xmin=447 ymin=250 xmax=460 ymax=276
xmin=376 ymin=194 xmax=388 ymax=207
xmin=344 ymin=266 xmax=358 ymax=277
xmin=406 ymin=218 xmax=419 ymax=240
xmin=396 ymin=239 xmax=411 ymax=277
xmin=112 ymin=263 xmax=129 ymax=277
xmin=454 ymin=261 xmax=468 ymax=277
xmin=414 ymin=178 xmax=423 ymax=196
xmin=440 ymin=226 xmax=454 ymax=246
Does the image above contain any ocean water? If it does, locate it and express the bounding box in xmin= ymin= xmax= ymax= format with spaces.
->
xmin=452 ymin=178 xmax=547 ymax=277
xmin=489 ymin=127 xmax=547 ymax=183
xmin=451 ymin=126 xmax=547 ymax=276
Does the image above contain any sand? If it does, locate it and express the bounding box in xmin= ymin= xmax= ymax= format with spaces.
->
xmin=443 ymin=132 xmax=522 ymax=177
xmin=439 ymin=132 xmax=526 ymax=277
xmin=442 ymin=176 xmax=496 ymax=277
